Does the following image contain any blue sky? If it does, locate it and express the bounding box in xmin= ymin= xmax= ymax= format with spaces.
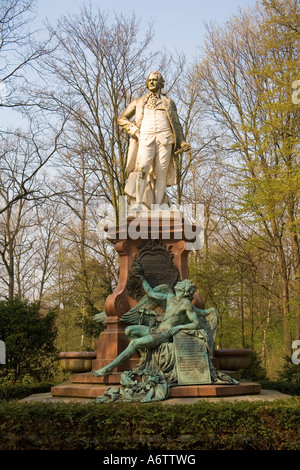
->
xmin=35 ymin=0 xmax=257 ymax=60
xmin=1 ymin=0 xmax=257 ymax=127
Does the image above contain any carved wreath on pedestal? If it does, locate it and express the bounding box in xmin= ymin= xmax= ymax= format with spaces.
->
xmin=126 ymin=240 xmax=180 ymax=301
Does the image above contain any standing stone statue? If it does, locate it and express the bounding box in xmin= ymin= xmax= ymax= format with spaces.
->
xmin=117 ymin=71 xmax=191 ymax=210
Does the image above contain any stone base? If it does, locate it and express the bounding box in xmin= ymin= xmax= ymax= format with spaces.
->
xmin=168 ymin=381 xmax=261 ymax=398
xmin=23 ymin=388 xmax=291 ymax=404
xmin=70 ymin=368 xmax=241 ymax=384
xmin=51 ymin=382 xmax=109 ymax=399
xmin=51 ymin=373 xmax=261 ymax=399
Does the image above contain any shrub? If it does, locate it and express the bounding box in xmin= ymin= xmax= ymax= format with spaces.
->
xmin=0 ymin=399 xmax=299 ymax=450
xmin=241 ymin=351 xmax=266 ymax=380
xmin=0 ymin=382 xmax=53 ymax=401
xmin=276 ymin=355 xmax=300 ymax=384
xmin=0 ymin=298 xmax=57 ymax=380
xmin=258 ymin=379 xmax=300 ymax=396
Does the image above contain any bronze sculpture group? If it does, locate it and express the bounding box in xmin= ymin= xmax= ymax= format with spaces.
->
xmin=93 ymin=262 xmax=238 ymax=403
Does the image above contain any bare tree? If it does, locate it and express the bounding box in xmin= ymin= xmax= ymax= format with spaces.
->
xmin=35 ymin=5 xmax=189 ymax=219
xmin=0 ymin=0 xmax=54 ymax=110
xmin=0 ymin=114 xmax=66 ymax=215
xmin=0 ymin=0 xmax=70 ymax=217
xmin=194 ymin=0 xmax=300 ymax=354
xmin=0 ymin=123 xmax=66 ymax=299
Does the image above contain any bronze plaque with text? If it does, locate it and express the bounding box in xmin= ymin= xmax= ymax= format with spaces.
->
xmin=174 ymin=332 xmax=211 ymax=385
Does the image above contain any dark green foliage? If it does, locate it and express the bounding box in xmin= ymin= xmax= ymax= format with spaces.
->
xmin=0 ymin=298 xmax=57 ymax=380
xmin=0 ymin=382 xmax=53 ymax=401
xmin=258 ymin=380 xmax=300 ymax=396
xmin=241 ymin=351 xmax=267 ymax=380
xmin=0 ymin=398 xmax=299 ymax=450
xmin=276 ymin=355 xmax=300 ymax=384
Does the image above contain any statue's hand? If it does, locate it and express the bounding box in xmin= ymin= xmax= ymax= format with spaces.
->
xmin=180 ymin=141 xmax=191 ymax=152
xmin=174 ymin=141 xmax=191 ymax=155
xmin=168 ymin=325 xmax=181 ymax=336
xmin=132 ymin=259 xmax=144 ymax=279
xmin=132 ymin=130 xmax=140 ymax=142
xmin=134 ymin=272 xmax=144 ymax=280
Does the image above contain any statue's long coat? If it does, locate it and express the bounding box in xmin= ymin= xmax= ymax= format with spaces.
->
xmin=117 ymin=93 xmax=185 ymax=202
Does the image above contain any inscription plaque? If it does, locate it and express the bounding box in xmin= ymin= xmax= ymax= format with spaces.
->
xmin=174 ymin=331 xmax=211 ymax=385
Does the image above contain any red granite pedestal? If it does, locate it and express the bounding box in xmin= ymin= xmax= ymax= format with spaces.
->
xmin=51 ymin=372 xmax=261 ymax=399
xmin=92 ymin=215 xmax=205 ymax=373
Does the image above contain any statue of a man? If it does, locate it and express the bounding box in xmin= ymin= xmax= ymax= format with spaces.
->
xmin=92 ymin=278 xmax=200 ymax=377
xmin=117 ymin=71 xmax=190 ymax=210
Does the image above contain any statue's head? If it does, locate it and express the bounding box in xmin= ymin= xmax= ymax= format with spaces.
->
xmin=174 ymin=279 xmax=196 ymax=300
xmin=146 ymin=71 xmax=165 ymax=92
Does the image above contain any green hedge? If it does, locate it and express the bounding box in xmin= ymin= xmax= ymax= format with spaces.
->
xmin=0 ymin=382 xmax=53 ymax=401
xmin=0 ymin=398 xmax=299 ymax=450
xmin=258 ymin=379 xmax=300 ymax=396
